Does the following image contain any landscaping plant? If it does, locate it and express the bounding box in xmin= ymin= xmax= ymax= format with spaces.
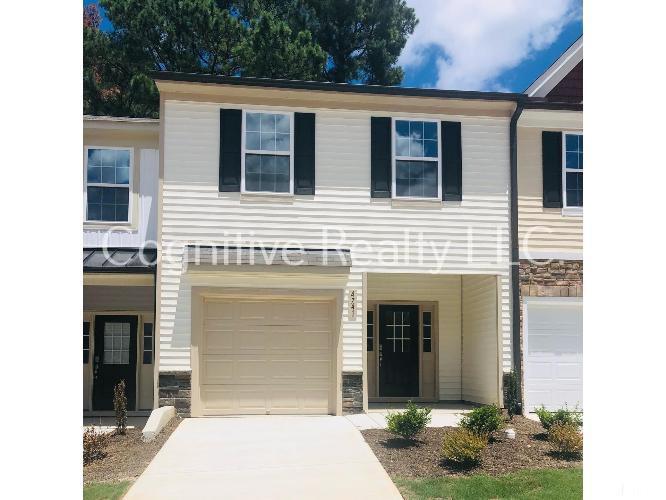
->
xmin=113 ymin=379 xmax=128 ymax=435
xmin=504 ymin=370 xmax=521 ymax=418
xmin=548 ymin=422 xmax=583 ymax=456
xmin=534 ymin=405 xmax=583 ymax=431
xmin=83 ymin=427 xmax=108 ymax=464
xmin=459 ymin=405 xmax=504 ymax=437
xmin=385 ymin=402 xmax=432 ymax=440
xmin=441 ymin=428 xmax=487 ymax=466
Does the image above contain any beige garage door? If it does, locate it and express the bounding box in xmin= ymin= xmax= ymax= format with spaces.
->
xmin=199 ymin=297 xmax=334 ymax=415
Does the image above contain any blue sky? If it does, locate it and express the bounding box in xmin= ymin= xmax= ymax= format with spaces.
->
xmin=85 ymin=0 xmax=582 ymax=93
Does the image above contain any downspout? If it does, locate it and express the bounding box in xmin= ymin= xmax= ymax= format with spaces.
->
xmin=509 ymin=101 xmax=524 ymax=405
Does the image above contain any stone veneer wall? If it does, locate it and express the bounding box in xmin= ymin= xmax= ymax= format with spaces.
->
xmin=341 ymin=372 xmax=363 ymax=414
xmin=159 ymin=371 xmax=191 ymax=417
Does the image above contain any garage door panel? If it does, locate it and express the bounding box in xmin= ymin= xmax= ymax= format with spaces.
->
xmin=524 ymin=301 xmax=583 ymax=412
xmin=199 ymin=298 xmax=334 ymax=415
xmin=204 ymin=301 xmax=235 ymax=319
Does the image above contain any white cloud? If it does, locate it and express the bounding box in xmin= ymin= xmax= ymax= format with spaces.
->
xmin=400 ymin=0 xmax=581 ymax=90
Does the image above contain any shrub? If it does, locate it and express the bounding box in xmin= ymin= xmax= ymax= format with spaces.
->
xmin=441 ymin=428 xmax=487 ymax=465
xmin=113 ymin=379 xmax=128 ymax=435
xmin=83 ymin=427 xmax=108 ymax=464
xmin=535 ymin=405 xmax=583 ymax=431
xmin=459 ymin=405 xmax=504 ymax=437
xmin=504 ymin=370 xmax=521 ymax=418
xmin=548 ymin=422 xmax=583 ymax=456
xmin=385 ymin=402 xmax=432 ymax=440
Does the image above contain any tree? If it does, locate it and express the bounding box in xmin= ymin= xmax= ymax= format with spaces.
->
xmin=83 ymin=0 xmax=417 ymax=117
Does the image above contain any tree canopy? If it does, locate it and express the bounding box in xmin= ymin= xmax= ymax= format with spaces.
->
xmin=84 ymin=0 xmax=417 ymax=117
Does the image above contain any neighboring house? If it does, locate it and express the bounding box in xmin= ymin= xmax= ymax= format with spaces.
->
xmin=518 ymin=36 xmax=583 ymax=411
xmin=83 ymin=116 xmax=159 ymax=414
xmin=152 ymin=74 xmax=524 ymax=417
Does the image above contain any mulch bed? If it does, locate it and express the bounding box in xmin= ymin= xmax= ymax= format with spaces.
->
xmin=84 ymin=417 xmax=181 ymax=484
xmin=361 ymin=416 xmax=582 ymax=478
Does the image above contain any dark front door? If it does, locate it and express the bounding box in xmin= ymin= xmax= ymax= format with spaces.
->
xmin=378 ymin=305 xmax=419 ymax=397
xmin=92 ymin=315 xmax=137 ymax=411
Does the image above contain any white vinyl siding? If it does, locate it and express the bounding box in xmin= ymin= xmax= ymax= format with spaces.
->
xmin=159 ymin=100 xmax=512 ymax=375
xmin=461 ymin=275 xmax=500 ymax=404
xmin=517 ymin=126 xmax=583 ymax=256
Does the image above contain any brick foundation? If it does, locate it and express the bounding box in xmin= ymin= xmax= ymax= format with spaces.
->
xmin=159 ymin=371 xmax=192 ymax=417
xmin=341 ymin=372 xmax=363 ymax=414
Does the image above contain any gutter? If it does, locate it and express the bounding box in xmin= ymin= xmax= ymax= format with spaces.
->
xmin=509 ymin=102 xmax=525 ymax=403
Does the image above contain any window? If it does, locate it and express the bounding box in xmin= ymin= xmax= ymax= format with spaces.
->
xmin=242 ymin=111 xmax=293 ymax=194
xmin=83 ymin=321 xmax=90 ymax=364
xmin=563 ymin=132 xmax=583 ymax=209
xmin=393 ymin=119 xmax=440 ymax=199
xmin=387 ymin=311 xmax=412 ymax=353
xmin=103 ymin=321 xmax=131 ymax=365
xmin=143 ymin=323 xmax=153 ymax=364
xmin=367 ymin=311 xmax=374 ymax=351
xmin=85 ymin=147 xmax=132 ymax=222
xmin=422 ymin=311 xmax=432 ymax=353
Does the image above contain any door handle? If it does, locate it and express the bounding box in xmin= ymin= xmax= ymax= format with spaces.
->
xmin=93 ymin=355 xmax=100 ymax=380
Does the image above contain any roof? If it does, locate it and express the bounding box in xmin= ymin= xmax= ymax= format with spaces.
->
xmin=83 ymin=248 xmax=157 ymax=273
xmin=185 ymin=246 xmax=352 ymax=267
xmin=151 ymin=71 xmax=527 ymax=102
xmin=83 ymin=115 xmax=159 ymax=132
xmin=526 ymin=36 xmax=583 ymax=97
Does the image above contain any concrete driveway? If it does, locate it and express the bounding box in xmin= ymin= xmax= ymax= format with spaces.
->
xmin=125 ymin=416 xmax=401 ymax=500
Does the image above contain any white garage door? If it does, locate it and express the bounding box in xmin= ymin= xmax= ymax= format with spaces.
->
xmin=199 ymin=298 xmax=334 ymax=415
xmin=524 ymin=299 xmax=583 ymax=412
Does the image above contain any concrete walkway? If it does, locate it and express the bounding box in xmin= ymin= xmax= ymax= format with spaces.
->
xmin=346 ymin=403 xmax=474 ymax=430
xmin=125 ymin=416 xmax=401 ymax=500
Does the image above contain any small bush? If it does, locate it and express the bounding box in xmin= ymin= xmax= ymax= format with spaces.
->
xmin=385 ymin=402 xmax=432 ymax=440
xmin=113 ymin=379 xmax=128 ymax=435
xmin=504 ymin=370 xmax=521 ymax=418
xmin=535 ymin=405 xmax=582 ymax=431
xmin=83 ymin=427 xmax=108 ymax=464
xmin=548 ymin=422 xmax=583 ymax=456
xmin=460 ymin=405 xmax=504 ymax=437
xmin=441 ymin=428 xmax=487 ymax=465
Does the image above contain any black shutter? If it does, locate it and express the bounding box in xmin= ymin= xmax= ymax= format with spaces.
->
xmin=542 ymin=131 xmax=563 ymax=207
xmin=442 ymin=121 xmax=462 ymax=201
xmin=294 ymin=112 xmax=316 ymax=195
xmin=219 ymin=108 xmax=242 ymax=192
xmin=371 ymin=117 xmax=392 ymax=198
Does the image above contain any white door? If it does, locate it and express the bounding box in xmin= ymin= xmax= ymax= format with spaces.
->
xmin=199 ymin=298 xmax=334 ymax=415
xmin=524 ymin=299 xmax=583 ymax=412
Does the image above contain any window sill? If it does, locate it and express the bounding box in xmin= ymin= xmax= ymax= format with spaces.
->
xmin=561 ymin=207 xmax=583 ymax=217
xmin=391 ymin=198 xmax=443 ymax=209
xmin=83 ymin=221 xmax=135 ymax=230
xmin=240 ymin=192 xmax=295 ymax=204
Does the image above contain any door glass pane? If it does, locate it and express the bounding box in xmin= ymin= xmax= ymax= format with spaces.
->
xmin=103 ymin=321 xmax=131 ymax=365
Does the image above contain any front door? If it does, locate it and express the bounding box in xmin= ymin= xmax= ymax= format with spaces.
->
xmin=378 ymin=305 xmax=419 ymax=397
xmin=92 ymin=315 xmax=137 ymax=410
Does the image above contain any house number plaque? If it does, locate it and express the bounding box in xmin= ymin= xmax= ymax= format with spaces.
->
xmin=348 ymin=289 xmax=357 ymax=320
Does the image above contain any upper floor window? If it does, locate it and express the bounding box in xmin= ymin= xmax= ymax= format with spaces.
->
xmin=563 ymin=132 xmax=583 ymax=209
xmin=85 ymin=147 xmax=132 ymax=222
xmin=392 ymin=119 xmax=441 ymax=199
xmin=242 ymin=111 xmax=293 ymax=194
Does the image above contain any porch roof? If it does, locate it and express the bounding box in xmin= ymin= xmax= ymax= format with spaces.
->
xmin=83 ymin=248 xmax=157 ymax=273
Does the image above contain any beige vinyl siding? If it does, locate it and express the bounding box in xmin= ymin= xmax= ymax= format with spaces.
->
xmin=517 ymin=126 xmax=583 ymax=255
xmin=159 ymin=99 xmax=513 ymax=374
xmin=461 ymin=275 xmax=500 ymax=404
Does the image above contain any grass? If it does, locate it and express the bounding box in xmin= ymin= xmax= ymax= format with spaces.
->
xmin=83 ymin=481 xmax=132 ymax=500
xmin=395 ymin=468 xmax=582 ymax=500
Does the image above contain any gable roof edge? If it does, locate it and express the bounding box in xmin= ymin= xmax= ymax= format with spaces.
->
xmin=525 ymin=35 xmax=583 ymax=97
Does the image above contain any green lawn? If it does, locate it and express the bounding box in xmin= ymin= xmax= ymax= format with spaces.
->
xmin=395 ymin=468 xmax=582 ymax=500
xmin=83 ymin=481 xmax=132 ymax=500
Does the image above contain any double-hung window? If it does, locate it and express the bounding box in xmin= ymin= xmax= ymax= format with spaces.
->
xmin=563 ymin=132 xmax=583 ymax=211
xmin=393 ymin=119 xmax=441 ymax=199
xmin=242 ymin=111 xmax=293 ymax=194
xmin=85 ymin=147 xmax=132 ymax=222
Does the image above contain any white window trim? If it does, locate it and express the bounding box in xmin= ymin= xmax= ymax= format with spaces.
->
xmin=391 ymin=117 xmax=442 ymax=200
xmin=561 ymin=131 xmax=583 ymax=216
xmin=84 ymin=145 xmax=133 ymax=224
xmin=241 ymin=109 xmax=295 ymax=196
